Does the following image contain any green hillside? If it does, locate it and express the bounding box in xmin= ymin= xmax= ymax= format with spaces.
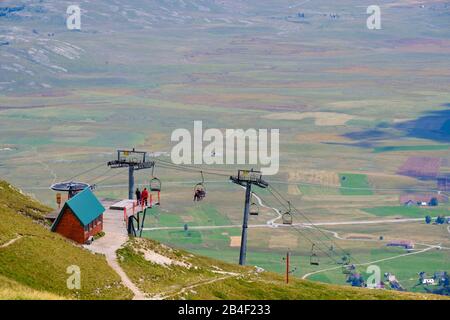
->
xmin=0 ymin=180 xmax=445 ymax=300
xmin=0 ymin=274 xmax=64 ymax=300
xmin=118 ymin=238 xmax=444 ymax=300
xmin=0 ymin=181 xmax=133 ymax=300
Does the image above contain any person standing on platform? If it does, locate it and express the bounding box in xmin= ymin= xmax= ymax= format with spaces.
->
xmin=141 ymin=188 xmax=149 ymax=207
xmin=135 ymin=188 xmax=141 ymax=205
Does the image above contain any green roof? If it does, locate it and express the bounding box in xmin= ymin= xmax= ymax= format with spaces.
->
xmin=52 ymin=188 xmax=105 ymax=230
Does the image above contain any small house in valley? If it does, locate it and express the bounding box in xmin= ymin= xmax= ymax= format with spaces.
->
xmin=51 ymin=188 xmax=105 ymax=244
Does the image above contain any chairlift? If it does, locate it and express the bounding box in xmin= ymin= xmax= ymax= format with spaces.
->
xmin=149 ymin=166 xmax=161 ymax=192
xmin=342 ymin=263 xmax=355 ymax=275
xmin=341 ymin=254 xmax=353 ymax=274
xmin=250 ymin=199 xmax=259 ymax=216
xmin=282 ymin=201 xmax=293 ymax=225
xmin=340 ymin=254 xmax=351 ymax=265
xmin=148 ymin=166 xmax=162 ymax=205
xmin=310 ymin=244 xmax=320 ymax=266
xmin=194 ymin=171 xmax=206 ymax=202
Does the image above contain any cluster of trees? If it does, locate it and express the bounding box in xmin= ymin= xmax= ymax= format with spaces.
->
xmin=425 ymin=215 xmax=448 ymax=224
xmin=346 ymin=274 xmax=365 ymax=287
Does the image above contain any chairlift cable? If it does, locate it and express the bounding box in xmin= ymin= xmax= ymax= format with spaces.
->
xmin=155 ymin=160 xmax=230 ymax=177
xmin=264 ymin=186 xmax=360 ymax=269
xmin=268 ymin=185 xmax=354 ymax=259
xmin=255 ymin=188 xmax=343 ymax=265
xmin=94 ymin=170 xmax=125 ymax=186
xmin=266 ymin=188 xmax=363 ymax=275
xmin=87 ymin=168 xmax=115 ymax=184
xmin=65 ymin=163 xmax=105 ymax=182
xmin=156 ymin=158 xmax=233 ymax=174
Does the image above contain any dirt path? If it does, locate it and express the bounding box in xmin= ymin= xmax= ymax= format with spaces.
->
xmin=86 ymin=203 xmax=147 ymax=300
xmin=302 ymin=246 xmax=435 ymax=280
xmin=248 ymin=188 xmax=282 ymax=225
xmin=156 ymin=271 xmax=243 ymax=300
xmin=0 ymin=235 xmax=22 ymax=248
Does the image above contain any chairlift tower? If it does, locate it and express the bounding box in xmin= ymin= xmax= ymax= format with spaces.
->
xmin=107 ymin=149 xmax=155 ymax=200
xmin=230 ymin=169 xmax=268 ymax=265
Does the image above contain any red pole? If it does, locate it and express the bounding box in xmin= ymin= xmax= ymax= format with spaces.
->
xmin=286 ymin=251 xmax=290 ymax=284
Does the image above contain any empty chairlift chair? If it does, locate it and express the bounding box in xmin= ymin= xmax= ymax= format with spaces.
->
xmin=310 ymin=244 xmax=320 ymax=266
xmin=341 ymin=254 xmax=353 ymax=274
xmin=282 ymin=201 xmax=293 ymax=225
xmin=149 ymin=166 xmax=161 ymax=205
xmin=342 ymin=264 xmax=355 ymax=275
xmin=150 ymin=177 xmax=161 ymax=192
xmin=250 ymin=201 xmax=259 ymax=216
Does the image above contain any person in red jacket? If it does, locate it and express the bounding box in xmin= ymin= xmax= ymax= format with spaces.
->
xmin=141 ymin=188 xmax=149 ymax=207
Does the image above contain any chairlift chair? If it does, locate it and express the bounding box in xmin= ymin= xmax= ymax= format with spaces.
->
xmin=250 ymin=201 xmax=259 ymax=216
xmin=342 ymin=264 xmax=354 ymax=275
xmin=310 ymin=244 xmax=320 ymax=266
xmin=149 ymin=166 xmax=161 ymax=205
xmin=340 ymin=254 xmax=351 ymax=265
xmin=194 ymin=171 xmax=206 ymax=202
xmin=150 ymin=177 xmax=161 ymax=192
xmin=149 ymin=166 xmax=161 ymax=192
xmin=282 ymin=212 xmax=293 ymax=225
xmin=282 ymin=201 xmax=293 ymax=225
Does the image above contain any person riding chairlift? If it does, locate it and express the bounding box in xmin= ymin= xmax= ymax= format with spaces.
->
xmin=193 ymin=188 xmax=206 ymax=202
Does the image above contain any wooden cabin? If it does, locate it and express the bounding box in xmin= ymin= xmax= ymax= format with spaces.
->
xmin=51 ymin=188 xmax=105 ymax=244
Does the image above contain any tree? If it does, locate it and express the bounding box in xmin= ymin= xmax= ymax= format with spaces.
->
xmin=429 ymin=197 xmax=438 ymax=206
xmin=436 ymin=216 xmax=445 ymax=224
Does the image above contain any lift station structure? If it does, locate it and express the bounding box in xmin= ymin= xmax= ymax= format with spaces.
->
xmin=107 ymin=149 xmax=155 ymax=200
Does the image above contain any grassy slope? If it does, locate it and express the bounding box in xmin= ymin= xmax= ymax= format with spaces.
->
xmin=0 ymin=181 xmax=133 ymax=300
xmin=339 ymin=173 xmax=373 ymax=196
xmin=118 ymin=238 xmax=445 ymax=300
xmin=364 ymin=206 xmax=449 ymax=218
xmin=0 ymin=274 xmax=64 ymax=300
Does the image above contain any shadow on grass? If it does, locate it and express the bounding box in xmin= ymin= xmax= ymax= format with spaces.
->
xmin=342 ymin=103 xmax=450 ymax=146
